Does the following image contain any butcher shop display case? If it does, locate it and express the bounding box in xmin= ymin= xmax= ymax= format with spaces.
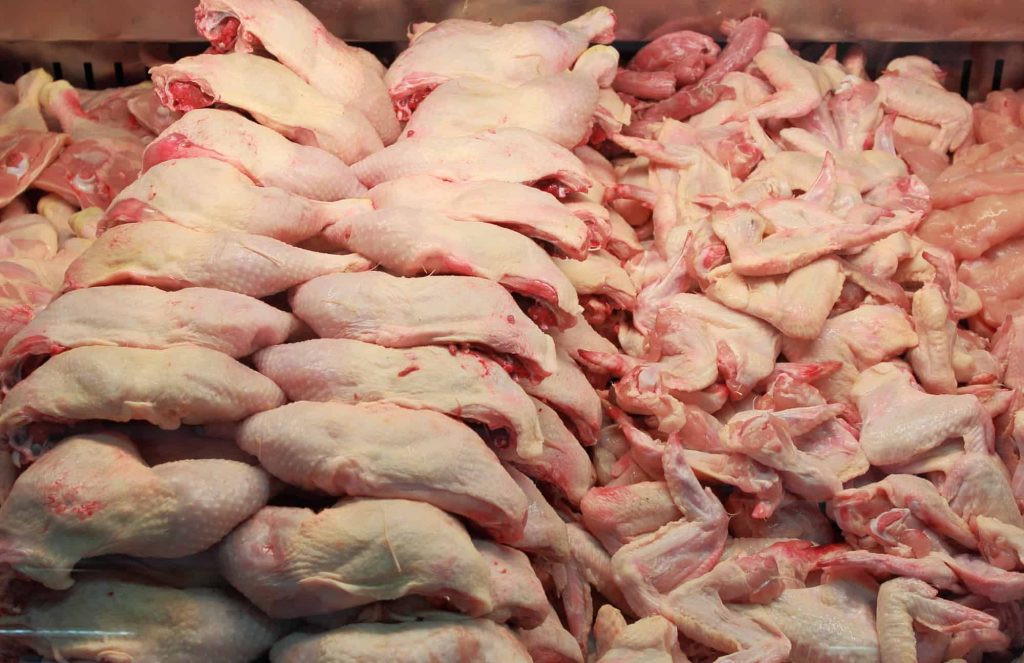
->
xmin=2 ymin=0 xmax=1024 ymax=662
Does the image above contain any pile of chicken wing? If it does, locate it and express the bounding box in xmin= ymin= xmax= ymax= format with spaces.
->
xmin=0 ymin=1 xmax=1023 ymax=661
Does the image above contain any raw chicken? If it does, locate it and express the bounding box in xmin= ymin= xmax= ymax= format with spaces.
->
xmin=321 ymin=207 xmax=582 ymax=327
xmin=270 ymin=619 xmax=531 ymax=663
xmin=64 ymin=221 xmax=371 ymax=297
xmin=350 ymin=128 xmax=592 ymax=195
xmin=253 ymin=337 xmax=543 ymax=458
xmin=289 ymin=271 xmax=557 ymax=380
xmin=195 ymin=0 xmax=400 ymax=142
xmin=0 ymin=432 xmax=270 ymax=588
xmin=33 ymin=80 xmax=144 ymax=209
xmin=0 ymin=577 xmax=285 ymax=662
xmin=220 ymin=499 xmax=493 ymax=618
xmin=143 ymin=109 xmax=368 ymax=200
xmin=402 ymin=45 xmax=616 ymax=148
xmin=1 ymin=285 xmax=301 ymax=373
xmin=235 ymin=401 xmax=529 ymax=540
xmin=385 ymin=7 xmax=615 ymax=117
xmin=151 ymin=52 xmax=383 ymax=163
xmin=367 ymin=175 xmax=596 ymax=258
xmin=852 ymin=362 xmax=993 ymax=466
xmin=0 ymin=345 xmax=286 ymax=436
xmin=0 ymin=70 xmax=68 ymax=207
xmin=102 ymin=157 xmax=373 ymax=242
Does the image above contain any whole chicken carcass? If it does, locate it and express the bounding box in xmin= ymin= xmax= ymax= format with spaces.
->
xmin=101 ymin=157 xmax=373 ymax=243
xmin=64 ymin=221 xmax=370 ymax=298
xmin=253 ymin=338 xmax=543 ymax=459
xmin=194 ymin=0 xmax=400 ymax=143
xmin=150 ymin=52 xmax=382 ymax=164
xmin=235 ymin=400 xmax=529 ymax=541
xmin=220 ymin=499 xmax=493 ymax=618
xmin=0 ymin=577 xmax=286 ymax=662
xmin=143 ymin=109 xmax=367 ymax=201
xmin=1 ymin=285 xmax=301 ymax=374
xmin=384 ymin=7 xmax=615 ymax=118
xmin=322 ymin=208 xmax=581 ymax=328
xmin=270 ymin=619 xmax=532 ymax=663
xmin=350 ymin=128 xmax=592 ymax=196
xmin=0 ymin=345 xmax=285 ymax=437
xmin=289 ymin=271 xmax=557 ymax=381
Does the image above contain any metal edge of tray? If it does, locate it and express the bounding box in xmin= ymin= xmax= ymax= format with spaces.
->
xmin=1 ymin=0 xmax=1024 ymax=43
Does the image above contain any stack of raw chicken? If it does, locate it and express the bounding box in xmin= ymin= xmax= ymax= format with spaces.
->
xmin=0 ymin=66 xmax=180 ymax=354
xmin=0 ymin=0 xmax=1023 ymax=660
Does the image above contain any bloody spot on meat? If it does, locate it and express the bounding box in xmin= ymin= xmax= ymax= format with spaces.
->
xmin=208 ymin=16 xmax=241 ymax=52
xmin=397 ymin=365 xmax=419 ymax=377
xmin=167 ymin=81 xmax=215 ymax=112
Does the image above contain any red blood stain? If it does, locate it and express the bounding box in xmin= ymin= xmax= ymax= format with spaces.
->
xmin=167 ymin=81 xmax=215 ymax=112
xmin=397 ymin=365 xmax=419 ymax=377
xmin=207 ymin=16 xmax=241 ymax=52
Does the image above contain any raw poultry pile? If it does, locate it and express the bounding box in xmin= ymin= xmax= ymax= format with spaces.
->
xmin=0 ymin=0 xmax=1023 ymax=660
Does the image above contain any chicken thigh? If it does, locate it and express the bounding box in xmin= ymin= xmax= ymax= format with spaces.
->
xmin=0 ymin=70 xmax=67 ymax=207
xmin=143 ymin=109 xmax=367 ymax=201
xmin=253 ymin=338 xmax=544 ymax=458
xmin=322 ymin=208 xmax=581 ymax=327
xmin=194 ymin=0 xmax=399 ymax=142
xmin=0 ymin=577 xmax=285 ymax=663
xmin=64 ymin=221 xmax=370 ymax=297
xmin=0 ymin=345 xmax=285 ymax=436
xmin=384 ymin=7 xmax=615 ymax=117
xmin=270 ymin=619 xmax=531 ymax=663
xmin=401 ymin=45 xmax=616 ymax=148
xmin=350 ymin=128 xmax=592 ymax=195
xmin=220 ymin=499 xmax=493 ymax=618
xmin=367 ymin=176 xmax=595 ymax=258
xmin=102 ymin=157 xmax=372 ymax=243
xmin=289 ymin=271 xmax=557 ymax=380
xmin=0 ymin=432 xmax=270 ymax=589
xmin=235 ymin=401 xmax=528 ymax=540
xmin=1 ymin=285 xmax=300 ymax=373
xmin=150 ymin=53 xmax=382 ymax=164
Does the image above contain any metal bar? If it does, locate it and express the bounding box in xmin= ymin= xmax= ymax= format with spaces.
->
xmin=1 ymin=0 xmax=1024 ymax=43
